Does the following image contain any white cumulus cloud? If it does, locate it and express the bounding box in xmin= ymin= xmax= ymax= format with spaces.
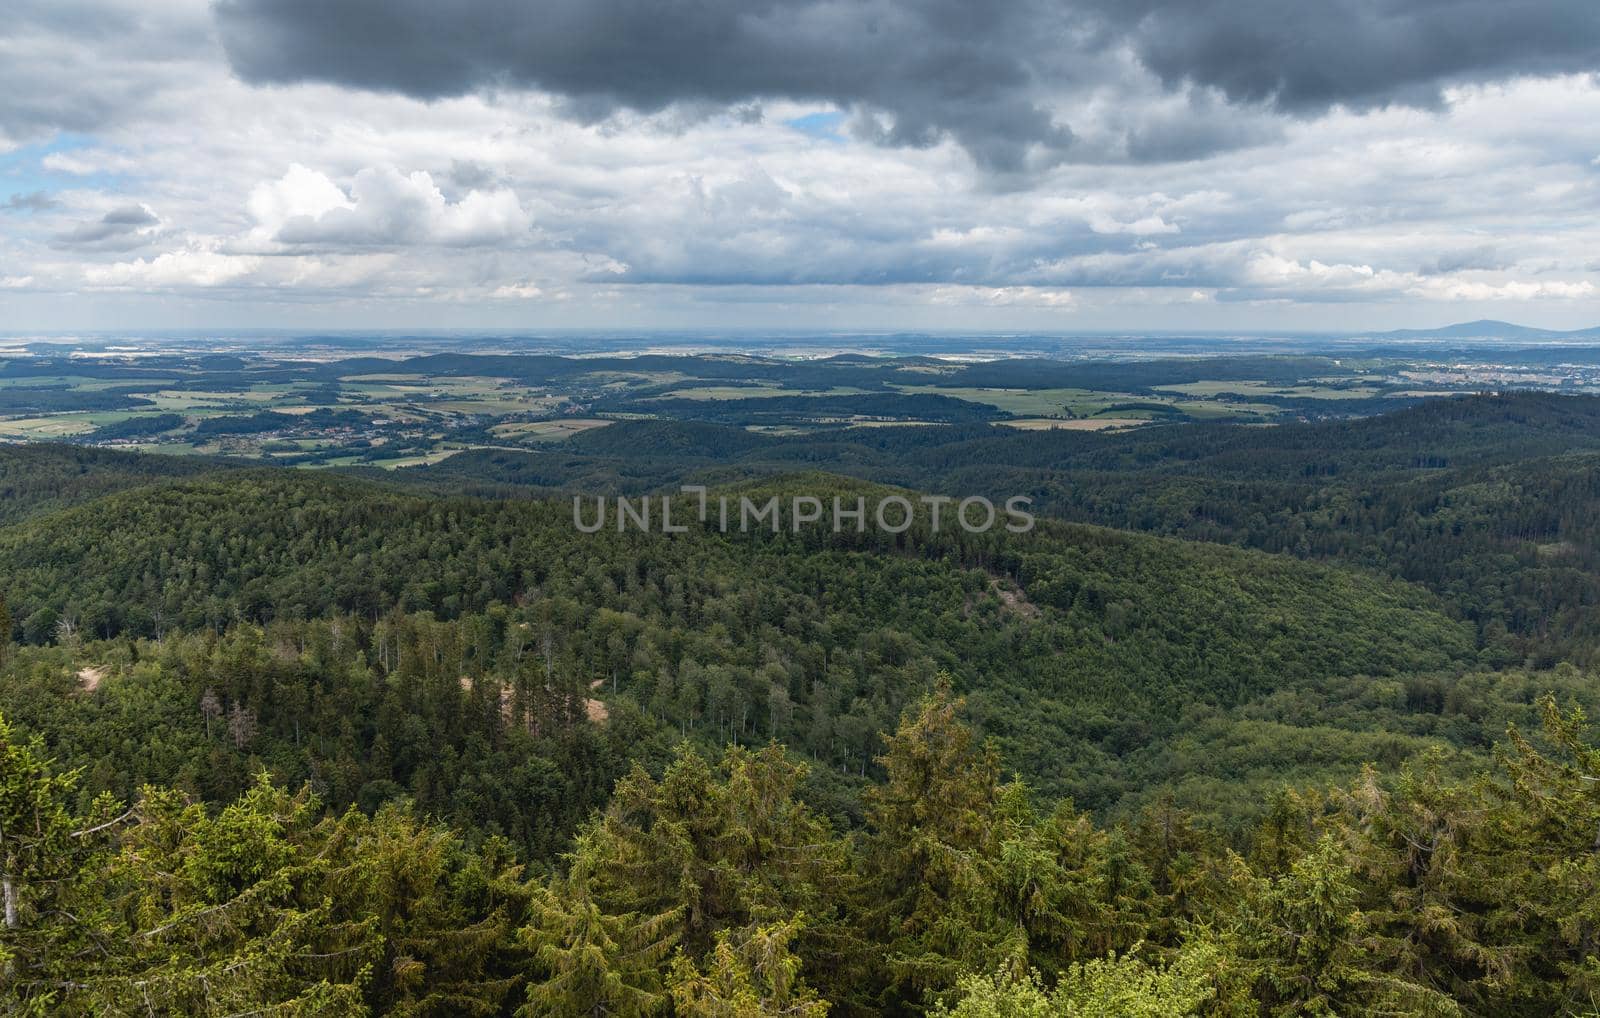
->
xmin=256 ymin=164 xmax=531 ymax=248
xmin=84 ymin=248 xmax=260 ymax=288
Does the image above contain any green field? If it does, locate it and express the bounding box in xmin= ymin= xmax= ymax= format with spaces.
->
xmin=1154 ymin=380 xmax=1383 ymax=399
xmin=897 ymin=383 xmax=1282 ymax=421
xmin=489 ymin=418 xmax=614 ymax=440
xmin=996 ymin=416 xmax=1146 ymax=431
xmin=894 ymin=384 xmax=1121 ymax=417
xmin=656 ymin=385 xmax=873 ymax=400
xmin=0 ymin=349 xmax=1456 ymax=470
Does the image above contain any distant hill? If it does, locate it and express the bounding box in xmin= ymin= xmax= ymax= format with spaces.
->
xmin=0 ymin=464 xmax=1475 ymax=809
xmin=1366 ymin=319 xmax=1600 ymax=340
xmin=0 ymin=444 xmax=243 ymax=525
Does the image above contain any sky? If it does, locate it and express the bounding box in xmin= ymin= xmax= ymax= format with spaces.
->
xmin=1 ymin=0 xmax=1598 ymax=334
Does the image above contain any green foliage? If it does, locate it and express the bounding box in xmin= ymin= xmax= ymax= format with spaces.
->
xmin=8 ymin=693 xmax=1600 ymax=1015
xmin=0 ymin=734 xmax=530 ymax=1017
xmin=932 ymin=941 xmax=1219 ymax=1018
xmin=0 ymin=443 xmax=231 ymax=524
xmin=0 ymin=715 xmax=118 ymax=1010
xmin=519 ymin=845 xmax=681 ymax=1018
xmin=522 ymin=743 xmax=863 ymax=1014
xmin=1049 ymin=942 xmax=1218 ymax=1018
xmin=412 ymin=390 xmax=1600 ymax=664
xmin=0 ymin=463 xmax=1477 ymax=822
xmin=860 ymin=684 xmax=1014 ymax=1002
xmin=667 ymin=918 xmax=830 ymax=1018
xmin=8 ymin=390 xmax=1600 ymax=1015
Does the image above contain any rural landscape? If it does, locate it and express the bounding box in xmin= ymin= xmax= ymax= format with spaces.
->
xmin=7 ymin=0 xmax=1600 ymax=1013
xmin=4 ymin=327 xmax=1600 ymax=1014
xmin=5 ymin=325 xmax=1600 ymax=469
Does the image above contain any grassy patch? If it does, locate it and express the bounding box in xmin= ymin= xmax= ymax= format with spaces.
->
xmin=489 ymin=418 xmax=614 ymax=440
xmin=0 ymin=415 xmax=103 ymax=437
xmin=996 ymin=417 xmax=1147 ymax=431
xmin=1155 ymin=380 xmax=1381 ymax=399
xmin=657 ymin=385 xmax=873 ymax=401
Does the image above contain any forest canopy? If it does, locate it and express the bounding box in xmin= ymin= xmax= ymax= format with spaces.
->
xmin=3 ymin=390 xmax=1600 ymax=1015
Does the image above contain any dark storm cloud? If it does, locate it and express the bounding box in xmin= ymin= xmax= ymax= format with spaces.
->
xmin=1101 ymin=0 xmax=1600 ymax=113
xmin=2 ymin=191 xmax=61 ymax=213
xmin=215 ymin=0 xmax=1599 ymax=169
xmin=214 ymin=0 xmax=1082 ymax=172
xmin=51 ymin=203 xmax=159 ymax=249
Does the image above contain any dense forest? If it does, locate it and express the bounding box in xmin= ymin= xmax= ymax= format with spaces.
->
xmin=4 ymin=391 xmax=1600 ymax=1014
xmin=9 ymin=683 xmax=1600 ymax=1016
xmin=400 ymin=393 xmax=1600 ymax=663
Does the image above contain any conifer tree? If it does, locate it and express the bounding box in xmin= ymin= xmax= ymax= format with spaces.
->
xmin=547 ymin=743 xmax=866 ymax=1011
xmin=1230 ymin=834 xmax=1456 ymax=1017
xmin=0 ymin=714 xmax=106 ymax=1008
xmin=860 ymin=679 xmax=1011 ymax=1005
xmin=1332 ymin=759 xmax=1500 ymax=1011
xmin=1481 ymin=696 xmax=1600 ymax=1011
xmin=321 ymin=803 xmax=530 ymax=1016
xmin=990 ymin=784 xmax=1146 ymax=979
xmin=931 ymin=940 xmax=1219 ymax=1018
xmin=520 ymin=843 xmax=681 ymax=1018
xmin=666 ymin=917 xmax=830 ymax=1018
xmin=0 ymin=594 xmax=11 ymax=668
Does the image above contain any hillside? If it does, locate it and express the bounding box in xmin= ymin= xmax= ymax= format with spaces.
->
xmin=4 ymin=401 xmax=1599 ymax=1017
xmin=0 ymin=465 xmax=1482 ymax=819
xmin=0 ymin=442 xmax=240 ymax=524
xmin=378 ymin=393 xmax=1600 ymax=660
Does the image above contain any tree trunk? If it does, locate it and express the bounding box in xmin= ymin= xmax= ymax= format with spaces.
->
xmin=3 ymin=873 xmax=17 ymax=929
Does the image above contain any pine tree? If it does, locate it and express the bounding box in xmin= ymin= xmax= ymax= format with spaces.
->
xmin=990 ymin=784 xmax=1145 ymax=980
xmin=667 ymin=918 xmax=830 ymax=1018
xmin=1230 ymin=834 xmax=1456 ymax=1017
xmin=0 ymin=594 xmax=11 ymax=669
xmin=1333 ymin=758 xmax=1500 ymax=1011
xmin=1479 ymin=696 xmax=1600 ymax=1010
xmin=321 ymin=802 xmax=530 ymax=1016
xmin=860 ymin=679 xmax=1011 ymax=1006
xmin=931 ymin=940 xmax=1220 ymax=1018
xmin=1 ymin=716 xmax=82 ymax=985
xmin=520 ymin=843 xmax=681 ymax=1018
xmin=77 ymin=778 xmax=377 ymax=1015
xmin=555 ymin=743 xmax=865 ymax=1011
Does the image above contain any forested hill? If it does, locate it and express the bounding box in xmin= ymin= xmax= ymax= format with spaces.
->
xmin=7 ymin=402 xmax=1600 ymax=1014
xmin=444 ymin=390 xmax=1600 ymax=487
xmin=395 ymin=392 xmax=1600 ymax=663
xmin=0 ymin=467 xmax=1476 ymax=813
xmin=0 ymin=442 xmax=241 ymax=524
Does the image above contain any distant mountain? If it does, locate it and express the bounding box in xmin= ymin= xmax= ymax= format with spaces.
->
xmin=1366 ymin=319 xmax=1600 ymax=340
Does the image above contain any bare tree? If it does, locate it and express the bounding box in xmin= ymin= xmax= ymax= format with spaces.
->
xmin=200 ymin=689 xmax=223 ymax=740
xmin=227 ymin=702 xmax=257 ymax=750
xmin=506 ymin=621 xmax=528 ymax=666
xmin=54 ymin=612 xmax=78 ymax=648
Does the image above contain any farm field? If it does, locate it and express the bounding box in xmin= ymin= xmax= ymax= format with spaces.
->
xmin=1154 ymin=380 xmax=1384 ymax=399
xmin=0 ymin=345 xmax=1545 ymax=469
xmin=997 ymin=416 xmax=1147 ymax=430
xmin=489 ymin=418 xmax=614 ymax=440
xmin=655 ymin=384 xmax=874 ymax=400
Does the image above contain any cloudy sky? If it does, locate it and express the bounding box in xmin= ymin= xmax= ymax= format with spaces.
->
xmin=2 ymin=0 xmax=1598 ymax=333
